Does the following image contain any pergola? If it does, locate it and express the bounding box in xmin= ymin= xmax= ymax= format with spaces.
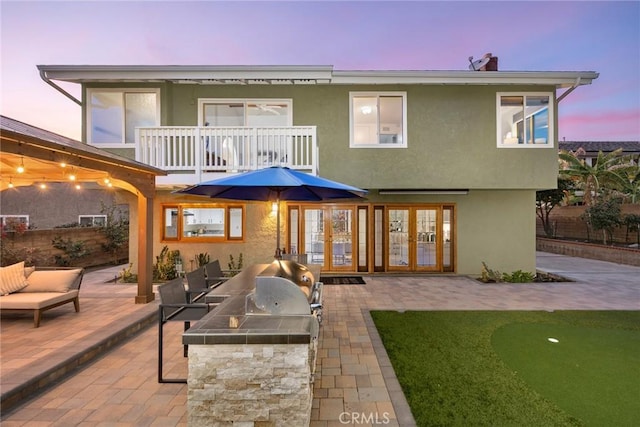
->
xmin=0 ymin=115 xmax=166 ymax=303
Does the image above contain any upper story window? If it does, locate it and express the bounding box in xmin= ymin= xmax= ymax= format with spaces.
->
xmin=350 ymin=92 xmax=407 ymax=148
xmin=87 ymin=88 xmax=160 ymax=146
xmin=162 ymin=204 xmax=244 ymax=242
xmin=497 ymin=92 xmax=554 ymax=148
xmin=198 ymin=99 xmax=292 ymax=126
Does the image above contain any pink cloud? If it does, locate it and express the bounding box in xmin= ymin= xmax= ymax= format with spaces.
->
xmin=559 ymin=109 xmax=640 ymax=140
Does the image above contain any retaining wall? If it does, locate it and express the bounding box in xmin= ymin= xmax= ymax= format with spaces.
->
xmin=537 ymin=237 xmax=640 ymax=267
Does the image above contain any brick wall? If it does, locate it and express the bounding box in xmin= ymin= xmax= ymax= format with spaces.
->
xmin=537 ymin=237 xmax=640 ymax=266
xmin=1 ymin=228 xmax=128 ymax=268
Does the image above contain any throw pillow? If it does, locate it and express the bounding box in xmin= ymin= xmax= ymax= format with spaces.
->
xmin=0 ymin=261 xmax=29 ymax=295
xmin=24 ymin=266 xmax=36 ymax=278
xmin=22 ymin=269 xmax=82 ymax=293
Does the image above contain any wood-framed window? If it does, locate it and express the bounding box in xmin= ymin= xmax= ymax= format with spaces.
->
xmin=162 ymin=204 xmax=244 ymax=242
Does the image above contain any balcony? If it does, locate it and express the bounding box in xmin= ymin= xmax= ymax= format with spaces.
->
xmin=135 ymin=126 xmax=317 ymax=186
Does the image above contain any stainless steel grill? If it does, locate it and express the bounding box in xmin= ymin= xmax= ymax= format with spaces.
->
xmin=245 ymin=260 xmax=323 ymax=322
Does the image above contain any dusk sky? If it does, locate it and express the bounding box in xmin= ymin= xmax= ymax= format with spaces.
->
xmin=1 ymin=0 xmax=638 ymax=141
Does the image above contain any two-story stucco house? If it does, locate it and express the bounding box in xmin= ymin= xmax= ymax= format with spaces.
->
xmin=37 ymin=64 xmax=598 ymax=276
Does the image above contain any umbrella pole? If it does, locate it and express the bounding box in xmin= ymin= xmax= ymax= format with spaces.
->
xmin=275 ymin=196 xmax=281 ymax=259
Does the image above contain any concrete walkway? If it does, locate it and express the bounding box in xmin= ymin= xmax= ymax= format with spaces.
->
xmin=1 ymin=253 xmax=638 ymax=426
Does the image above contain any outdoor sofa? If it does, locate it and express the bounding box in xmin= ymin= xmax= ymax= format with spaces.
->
xmin=0 ymin=262 xmax=84 ymax=327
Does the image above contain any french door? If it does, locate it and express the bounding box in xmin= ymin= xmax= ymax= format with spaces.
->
xmin=301 ymin=206 xmax=356 ymax=271
xmin=289 ymin=203 xmax=454 ymax=273
xmin=386 ymin=206 xmax=453 ymax=272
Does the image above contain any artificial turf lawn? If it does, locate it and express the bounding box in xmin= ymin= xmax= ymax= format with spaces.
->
xmin=370 ymin=310 xmax=640 ymax=427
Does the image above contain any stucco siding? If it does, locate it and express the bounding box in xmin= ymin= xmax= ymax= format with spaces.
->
xmin=162 ymin=83 xmax=558 ymax=190
xmin=456 ymin=189 xmax=536 ymax=275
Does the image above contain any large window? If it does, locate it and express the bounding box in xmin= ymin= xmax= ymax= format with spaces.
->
xmin=350 ymin=92 xmax=407 ymax=148
xmin=497 ymin=93 xmax=553 ymax=148
xmin=199 ymin=99 xmax=292 ymax=127
xmin=88 ymin=89 xmax=160 ymax=145
xmin=162 ymin=205 xmax=244 ymax=242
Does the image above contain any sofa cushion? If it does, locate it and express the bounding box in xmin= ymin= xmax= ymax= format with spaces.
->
xmin=0 ymin=290 xmax=79 ymax=309
xmin=0 ymin=262 xmax=29 ymax=295
xmin=21 ymin=269 xmax=82 ymax=293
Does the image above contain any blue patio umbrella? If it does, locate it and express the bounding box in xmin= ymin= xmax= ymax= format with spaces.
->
xmin=175 ymin=166 xmax=367 ymax=257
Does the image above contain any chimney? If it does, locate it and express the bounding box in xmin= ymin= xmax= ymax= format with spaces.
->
xmin=485 ymin=55 xmax=498 ymax=71
xmin=480 ymin=53 xmax=498 ymax=71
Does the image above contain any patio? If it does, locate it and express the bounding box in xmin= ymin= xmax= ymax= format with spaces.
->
xmin=1 ymin=253 xmax=639 ymax=426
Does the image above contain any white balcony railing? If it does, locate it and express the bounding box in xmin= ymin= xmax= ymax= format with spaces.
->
xmin=135 ymin=126 xmax=317 ymax=179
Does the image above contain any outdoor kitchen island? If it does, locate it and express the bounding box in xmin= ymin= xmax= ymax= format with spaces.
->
xmin=182 ymin=261 xmax=323 ymax=427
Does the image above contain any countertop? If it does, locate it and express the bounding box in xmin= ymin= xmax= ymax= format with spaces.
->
xmin=183 ymin=263 xmax=321 ymax=345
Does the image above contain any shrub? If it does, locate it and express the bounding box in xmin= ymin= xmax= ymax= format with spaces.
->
xmin=480 ymin=262 xmax=503 ymax=283
xmin=195 ymin=252 xmax=210 ymax=267
xmin=52 ymin=236 xmax=90 ymax=266
xmin=502 ymin=270 xmax=535 ymax=283
xmin=153 ymin=246 xmax=181 ymax=281
xmin=481 ymin=262 xmax=535 ymax=283
xmin=100 ymin=202 xmax=129 ymax=264
xmin=581 ymin=198 xmax=623 ymax=245
xmin=228 ymin=253 xmax=244 ymax=276
xmin=118 ymin=263 xmax=138 ymax=283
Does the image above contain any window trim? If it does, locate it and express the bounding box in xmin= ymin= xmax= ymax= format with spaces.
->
xmin=78 ymin=215 xmax=107 ymax=227
xmin=496 ymin=92 xmax=555 ymax=148
xmin=197 ymin=98 xmax=293 ymax=126
xmin=86 ymin=88 xmax=161 ymax=147
xmin=0 ymin=215 xmax=29 ymax=230
xmin=349 ymin=91 xmax=408 ymax=148
xmin=161 ymin=203 xmax=245 ymax=242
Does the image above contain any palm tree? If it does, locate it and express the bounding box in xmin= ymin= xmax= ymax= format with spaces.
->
xmin=559 ymin=148 xmax=624 ymax=206
xmin=609 ymin=158 xmax=640 ymax=204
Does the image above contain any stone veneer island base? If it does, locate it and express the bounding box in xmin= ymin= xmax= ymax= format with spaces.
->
xmin=188 ymin=343 xmax=314 ymax=426
xmin=183 ymin=263 xmax=321 ymax=426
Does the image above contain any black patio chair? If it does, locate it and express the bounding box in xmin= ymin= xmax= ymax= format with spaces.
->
xmin=157 ymin=278 xmax=211 ymax=383
xmin=203 ymin=259 xmax=231 ymax=288
xmin=185 ymin=267 xmax=210 ymax=303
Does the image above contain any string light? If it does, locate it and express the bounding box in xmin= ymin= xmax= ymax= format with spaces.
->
xmin=8 ymin=177 xmax=14 ymax=188
xmin=16 ymin=157 xmax=25 ymax=174
xmin=75 ymin=184 xmax=81 ymax=190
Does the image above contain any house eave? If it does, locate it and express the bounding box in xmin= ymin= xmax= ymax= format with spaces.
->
xmin=37 ymin=65 xmax=598 ymax=88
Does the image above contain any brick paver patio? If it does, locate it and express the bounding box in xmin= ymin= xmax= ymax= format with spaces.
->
xmin=1 ymin=252 xmax=638 ymax=426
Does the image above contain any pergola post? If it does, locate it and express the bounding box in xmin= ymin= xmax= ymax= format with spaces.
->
xmin=135 ymin=192 xmax=155 ymax=304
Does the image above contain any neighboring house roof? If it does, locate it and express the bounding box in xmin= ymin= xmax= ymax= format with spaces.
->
xmin=1 ymin=115 xmax=166 ymax=176
xmin=37 ymin=64 xmax=598 ymax=88
xmin=559 ymin=141 xmax=640 ymax=155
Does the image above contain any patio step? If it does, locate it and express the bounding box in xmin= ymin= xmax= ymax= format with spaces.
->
xmin=0 ymin=308 xmax=157 ymax=415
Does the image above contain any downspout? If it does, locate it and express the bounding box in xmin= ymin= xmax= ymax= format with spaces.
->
xmin=39 ymin=69 xmax=82 ymax=106
xmin=556 ymin=77 xmax=582 ymax=103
